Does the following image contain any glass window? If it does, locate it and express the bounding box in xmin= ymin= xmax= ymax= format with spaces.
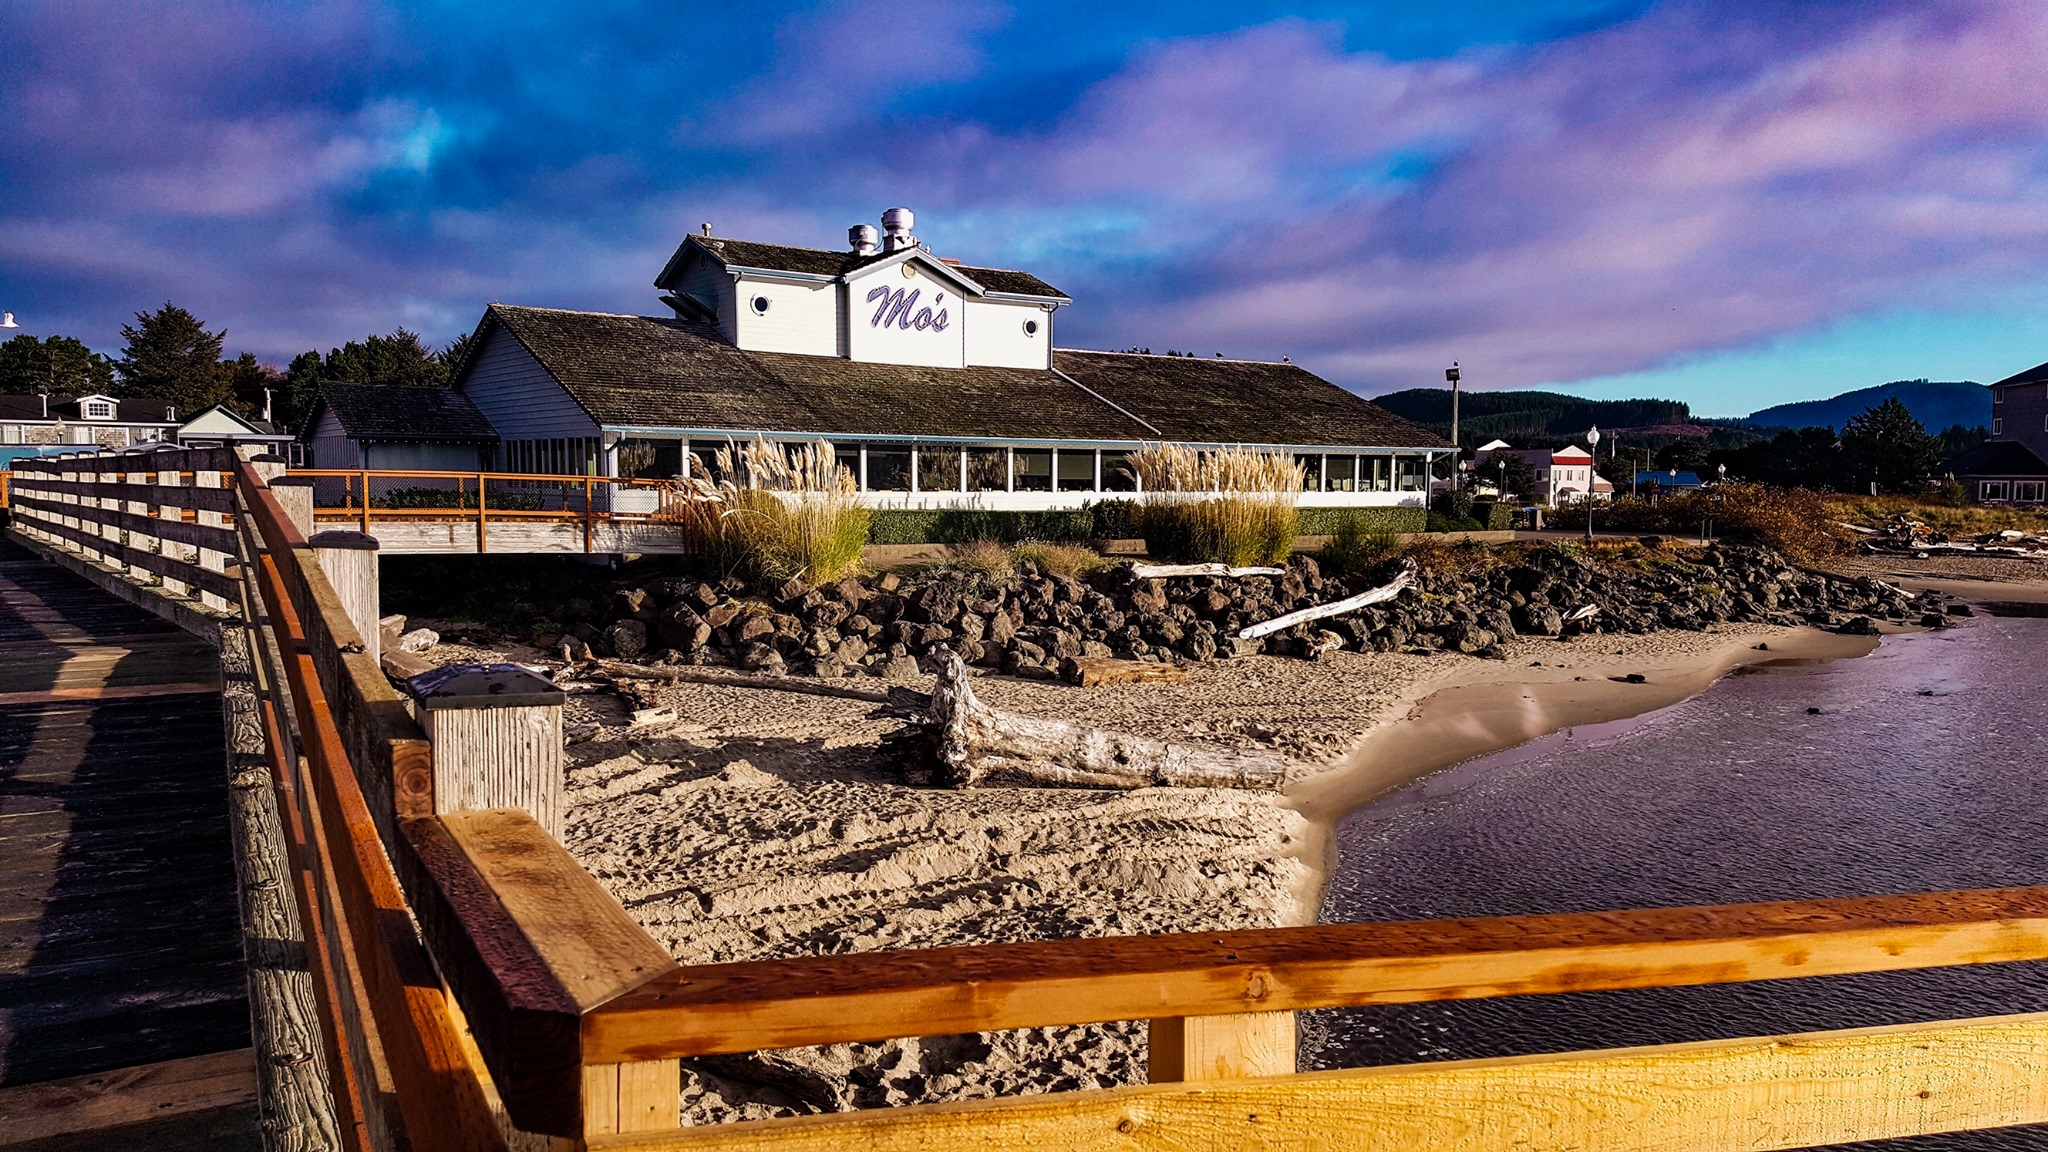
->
xmin=865 ymin=445 xmax=912 ymax=491
xmin=1297 ymin=454 xmax=1323 ymax=491
xmin=967 ymin=448 xmax=1008 ymax=491
xmin=1397 ymin=456 xmax=1425 ymax=491
xmin=1013 ymin=449 xmax=1052 ymax=492
xmin=1982 ymin=481 xmax=2010 ymax=501
xmin=617 ymin=438 xmax=677 ymax=479
xmin=1055 ymin=449 xmax=1095 ymax=492
xmin=917 ymin=446 xmax=962 ymax=492
xmin=2017 ymin=481 xmax=2045 ymax=503
xmin=1100 ymin=450 xmax=1138 ymax=492
xmin=1326 ymin=454 xmax=1358 ymax=492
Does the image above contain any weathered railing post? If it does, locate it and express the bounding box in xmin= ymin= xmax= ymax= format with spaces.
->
xmin=406 ymin=665 xmax=565 ymax=838
xmin=1148 ymin=1011 xmax=1297 ymax=1083
xmin=270 ymin=474 xmax=317 ymax=539
xmin=193 ymin=452 xmax=233 ymax=612
xmin=156 ymin=463 xmax=191 ymax=599
xmin=307 ymin=530 xmax=381 ymax=670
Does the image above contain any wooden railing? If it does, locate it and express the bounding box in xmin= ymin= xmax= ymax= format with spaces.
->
xmin=296 ymin=467 xmax=689 ymax=551
xmin=11 ymin=447 xmax=2048 ymax=1149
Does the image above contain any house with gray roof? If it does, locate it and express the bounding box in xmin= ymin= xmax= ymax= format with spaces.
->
xmin=1960 ymin=358 xmax=2048 ymax=502
xmin=443 ymin=208 xmax=1447 ymax=511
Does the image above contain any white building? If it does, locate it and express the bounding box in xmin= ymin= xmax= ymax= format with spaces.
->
xmin=397 ymin=208 xmax=1448 ymax=511
xmin=1474 ymin=442 xmax=1613 ymax=504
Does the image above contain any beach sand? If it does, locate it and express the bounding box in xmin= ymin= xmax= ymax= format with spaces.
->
xmin=421 ymin=618 xmax=1869 ymax=1120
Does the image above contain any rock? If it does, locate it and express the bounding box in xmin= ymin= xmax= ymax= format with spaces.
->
xmin=835 ymin=635 xmax=870 ymax=665
xmin=683 ymin=583 xmax=720 ymax=610
xmin=827 ymin=578 xmax=868 ymax=607
xmin=879 ymin=655 xmax=922 ymax=681
xmin=397 ymin=627 xmax=439 ymax=653
xmin=804 ymin=655 xmax=846 ymax=679
xmin=987 ymin=610 xmax=1018 ymax=647
xmin=614 ymin=587 xmax=656 ymax=618
xmin=876 ymin=572 xmax=902 ymax=593
xmin=1192 ymin=588 xmax=1232 ymax=617
xmin=1179 ymin=631 xmax=1218 ymax=661
xmin=1223 ymin=636 xmax=1264 ymax=658
xmin=1613 ymin=672 xmax=1648 ymax=684
xmin=739 ymin=643 xmax=786 ymax=674
xmin=1946 ymin=603 xmax=1975 ymax=617
xmin=775 ymin=577 xmax=812 ymax=605
xmin=1127 ymin=578 xmax=1167 ymax=616
xmin=704 ymin=601 xmax=741 ymax=629
xmin=1835 ymin=616 xmax=1881 ymax=636
xmin=656 ymin=605 xmax=711 ymax=651
xmin=737 ymin=615 xmax=776 ymax=643
xmin=605 ymin=620 xmax=648 ymax=660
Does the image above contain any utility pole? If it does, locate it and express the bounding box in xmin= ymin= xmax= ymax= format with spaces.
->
xmin=1445 ymin=362 xmax=1462 ymax=450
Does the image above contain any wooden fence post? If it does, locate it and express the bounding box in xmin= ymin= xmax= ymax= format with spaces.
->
xmin=408 ymin=665 xmax=566 ymax=839
xmin=271 ymin=475 xmax=317 ymax=539
xmin=1148 ymin=1011 xmax=1297 ymax=1083
xmin=308 ymin=531 xmax=381 ymax=671
xmin=193 ymin=453 xmax=232 ymax=612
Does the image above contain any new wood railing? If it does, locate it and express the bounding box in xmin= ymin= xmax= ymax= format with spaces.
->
xmin=10 ymin=446 xmax=2048 ymax=1150
xmin=296 ymin=467 xmax=689 ymax=552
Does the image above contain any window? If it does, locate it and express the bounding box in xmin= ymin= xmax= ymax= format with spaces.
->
xmin=1367 ymin=455 xmax=1392 ymax=492
xmin=1023 ymin=319 xmax=1039 ymax=336
xmin=917 ymin=447 xmax=962 ymax=492
xmin=1397 ymin=456 xmax=1425 ymax=492
xmin=2 ymin=424 xmax=18 ymax=445
xmin=82 ymin=400 xmax=113 ymax=420
xmin=1326 ymin=455 xmax=1358 ymax=492
xmin=617 ymin=438 xmax=679 ymax=479
xmin=1100 ymin=449 xmax=1138 ymax=492
xmin=864 ymin=445 xmax=912 ymax=491
xmin=1982 ymin=481 xmax=2011 ymax=501
xmin=751 ymin=295 xmax=771 ymax=314
xmin=2017 ymin=481 xmax=2046 ymax=503
xmin=966 ymin=448 xmax=1008 ymax=491
xmin=1012 ymin=449 xmax=1052 ymax=492
xmin=1995 ymin=389 xmax=2005 ymax=404
xmin=1054 ymin=449 xmax=1095 ymax=492
xmin=1296 ymin=454 xmax=1323 ymax=491
xmin=1994 ymin=418 xmax=2003 ymax=436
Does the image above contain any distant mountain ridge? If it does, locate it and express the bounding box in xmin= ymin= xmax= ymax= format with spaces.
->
xmin=1743 ymin=380 xmax=1989 ymax=432
xmin=1369 ymin=388 xmax=1690 ymax=442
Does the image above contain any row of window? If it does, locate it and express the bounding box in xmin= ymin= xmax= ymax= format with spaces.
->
xmin=1989 ymin=416 xmax=2048 ymax=436
xmin=1980 ymin=480 xmax=2047 ymax=502
xmin=610 ymin=439 xmax=1430 ymax=494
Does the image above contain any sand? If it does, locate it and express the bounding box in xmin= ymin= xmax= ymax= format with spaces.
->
xmin=417 ymin=616 xmax=1877 ymax=1121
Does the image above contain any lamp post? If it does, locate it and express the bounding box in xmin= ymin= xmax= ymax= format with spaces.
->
xmin=1 ymin=312 xmax=18 ymax=330
xmin=1584 ymin=425 xmax=1601 ymax=543
xmin=1445 ymin=362 xmax=1461 ymax=450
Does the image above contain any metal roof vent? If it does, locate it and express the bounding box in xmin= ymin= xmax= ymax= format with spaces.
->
xmin=850 ymin=223 xmax=879 ymax=256
xmin=881 ymin=207 xmax=916 ymax=253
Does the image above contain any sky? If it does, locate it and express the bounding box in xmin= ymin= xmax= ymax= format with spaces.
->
xmin=4 ymin=0 xmax=2048 ymax=416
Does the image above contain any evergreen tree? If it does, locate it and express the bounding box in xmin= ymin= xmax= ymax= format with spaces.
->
xmin=1491 ymin=453 xmax=1539 ymax=500
xmin=323 ymin=329 xmax=448 ymax=388
xmin=435 ymin=330 xmax=476 ymax=373
xmin=0 ymin=334 xmax=116 ymax=396
xmin=1841 ymin=398 xmax=1940 ymax=493
xmin=221 ymin=352 xmax=284 ymax=420
xmin=114 ymin=302 xmax=231 ymax=413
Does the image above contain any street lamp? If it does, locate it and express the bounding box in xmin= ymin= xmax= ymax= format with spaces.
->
xmin=1445 ymin=362 xmax=1461 ymax=450
xmin=1584 ymin=425 xmax=1601 ymax=543
xmin=1 ymin=312 xmax=17 ymax=329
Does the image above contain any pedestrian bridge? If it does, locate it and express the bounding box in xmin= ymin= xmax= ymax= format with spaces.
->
xmin=5 ymin=445 xmax=2048 ymax=1150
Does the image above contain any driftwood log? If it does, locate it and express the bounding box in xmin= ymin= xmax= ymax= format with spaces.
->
xmin=1237 ymin=568 xmax=1414 ymax=640
xmin=1059 ymin=656 xmax=1190 ymax=688
xmin=1129 ymin=562 xmax=1285 ymax=579
xmin=913 ymin=651 xmax=1289 ymax=791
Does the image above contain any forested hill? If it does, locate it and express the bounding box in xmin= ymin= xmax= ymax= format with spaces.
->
xmin=1369 ymin=388 xmax=1693 ymax=441
xmin=1744 ymin=380 xmax=1989 ymax=433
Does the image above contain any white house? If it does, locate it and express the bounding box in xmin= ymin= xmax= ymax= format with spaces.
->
xmin=0 ymin=393 xmax=179 ymax=467
xmin=440 ymin=207 xmax=1448 ymax=512
xmin=175 ymin=404 xmax=294 ymax=454
xmin=1474 ymin=442 xmax=1613 ymax=504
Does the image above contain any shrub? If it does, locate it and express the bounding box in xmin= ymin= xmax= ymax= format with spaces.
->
xmin=676 ymin=439 xmax=871 ymax=584
xmin=1297 ymin=506 xmax=1426 ymax=536
xmin=941 ymin=539 xmax=1011 ymax=579
xmin=1561 ymin=485 xmax=1850 ymax=561
xmin=1129 ymin=444 xmax=1301 ymax=565
xmin=1317 ymin=515 xmax=1403 ymax=577
xmin=1010 ymin=541 xmax=1107 ymax=578
xmin=867 ymin=508 xmax=1098 ymax=546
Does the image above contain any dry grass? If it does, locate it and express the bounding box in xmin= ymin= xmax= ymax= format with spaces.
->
xmin=942 ymin=539 xmax=1012 ymax=579
xmin=673 ymin=439 xmax=871 ymax=584
xmin=1827 ymin=494 xmax=2048 ymax=537
xmin=1010 ymin=541 xmax=1107 ymax=578
xmin=1129 ymin=444 xmax=1301 ymax=565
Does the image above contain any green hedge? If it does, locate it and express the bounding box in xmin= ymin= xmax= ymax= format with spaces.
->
xmin=868 ymin=507 xmax=1102 ymax=545
xmin=1297 ymin=506 xmax=1427 ymax=536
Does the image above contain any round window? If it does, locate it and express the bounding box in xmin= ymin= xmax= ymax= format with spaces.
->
xmin=1023 ymin=318 xmax=1040 ymax=336
xmin=751 ymin=295 xmax=771 ymax=315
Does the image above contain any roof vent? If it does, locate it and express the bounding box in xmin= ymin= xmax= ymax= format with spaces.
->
xmin=850 ymin=223 xmax=879 ymax=256
xmin=881 ymin=207 xmax=916 ymax=253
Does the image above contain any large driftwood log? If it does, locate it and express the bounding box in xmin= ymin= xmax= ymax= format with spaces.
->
xmin=1237 ymin=568 xmax=1414 ymax=640
xmin=1059 ymin=656 xmax=1190 ymax=687
xmin=1129 ymin=562 xmax=1285 ymax=579
xmin=916 ymin=651 xmax=1289 ymax=791
xmin=589 ymin=658 xmax=896 ymax=704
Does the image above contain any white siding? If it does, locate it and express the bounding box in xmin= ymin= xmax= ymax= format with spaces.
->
xmin=460 ymin=325 xmax=600 ymax=441
xmin=674 ymin=259 xmax=737 ymax=344
xmin=965 ymin=299 xmax=1051 ymax=369
xmin=842 ymin=261 xmax=967 ymax=368
xmin=732 ymin=276 xmax=839 ymax=356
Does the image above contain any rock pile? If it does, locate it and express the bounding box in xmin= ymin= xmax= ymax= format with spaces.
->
xmin=540 ymin=544 xmax=1947 ymax=679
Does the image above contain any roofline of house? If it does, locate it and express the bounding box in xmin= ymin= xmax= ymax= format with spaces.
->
xmin=596 ymin=423 xmax=1445 ymax=455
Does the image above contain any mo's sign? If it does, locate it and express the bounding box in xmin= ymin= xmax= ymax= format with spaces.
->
xmin=866 ymin=286 xmax=951 ymax=333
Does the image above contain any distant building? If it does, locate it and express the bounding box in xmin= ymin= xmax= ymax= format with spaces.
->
xmin=0 ymin=393 xmax=179 ymax=466
xmin=1958 ymin=359 xmax=2048 ymax=502
xmin=174 ymin=404 xmax=294 ymax=454
xmin=1636 ymin=470 xmax=1705 ymax=492
xmin=1473 ymin=442 xmax=1611 ymax=503
xmin=424 ymin=207 xmax=1447 ymax=511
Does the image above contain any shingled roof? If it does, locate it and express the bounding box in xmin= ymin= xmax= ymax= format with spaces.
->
xmin=1993 ymin=359 xmax=2048 ymax=389
xmin=679 ymin=236 xmax=1069 ymax=300
xmin=1053 ymin=351 xmax=1449 ymax=449
xmin=473 ymin=305 xmax=1442 ymax=450
xmin=1945 ymin=439 xmax=2048 ymax=477
xmin=310 ymin=381 xmax=498 ymax=442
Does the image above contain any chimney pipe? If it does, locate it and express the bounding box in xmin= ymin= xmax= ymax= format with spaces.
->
xmin=849 ymin=223 xmax=879 ymax=256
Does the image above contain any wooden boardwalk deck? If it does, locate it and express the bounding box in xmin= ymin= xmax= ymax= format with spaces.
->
xmin=0 ymin=541 xmax=258 ymax=1148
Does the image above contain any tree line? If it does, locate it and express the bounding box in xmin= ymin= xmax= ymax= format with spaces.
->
xmin=1590 ymin=399 xmax=1974 ymax=496
xmin=0 ymin=302 xmax=472 ymax=432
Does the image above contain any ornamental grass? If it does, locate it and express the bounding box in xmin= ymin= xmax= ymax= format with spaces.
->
xmin=1129 ymin=443 xmax=1302 ymax=565
xmin=672 ymin=438 xmax=871 ymax=584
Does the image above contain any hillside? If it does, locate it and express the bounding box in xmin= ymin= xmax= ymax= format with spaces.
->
xmin=1745 ymin=380 xmax=1988 ymax=432
xmin=1369 ymin=388 xmax=1692 ymax=443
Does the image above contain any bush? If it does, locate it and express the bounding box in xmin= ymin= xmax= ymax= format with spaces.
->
xmin=1010 ymin=541 xmax=1107 ymax=578
xmin=1128 ymin=444 xmax=1300 ymax=565
xmin=1317 ymin=516 xmax=1403 ymax=577
xmin=677 ymin=439 xmax=870 ymax=584
xmin=1297 ymin=506 xmax=1426 ymax=536
xmin=940 ymin=539 xmax=1011 ymax=579
xmin=1469 ymin=500 xmax=1515 ymax=530
xmin=868 ymin=508 xmax=1098 ymax=546
xmin=1560 ymin=485 xmax=1850 ymax=561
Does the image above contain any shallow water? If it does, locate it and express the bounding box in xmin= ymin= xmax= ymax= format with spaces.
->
xmin=1309 ymin=612 xmax=2048 ymax=1150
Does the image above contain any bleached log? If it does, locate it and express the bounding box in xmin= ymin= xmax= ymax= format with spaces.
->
xmin=589 ymin=658 xmax=895 ymax=704
xmin=1060 ymin=656 xmax=1190 ymax=687
xmin=1130 ymin=562 xmax=1285 ymax=579
xmin=1236 ymin=569 xmax=1414 ymax=640
xmin=1565 ymin=604 xmax=1600 ymax=623
xmin=919 ymin=651 xmax=1289 ymax=791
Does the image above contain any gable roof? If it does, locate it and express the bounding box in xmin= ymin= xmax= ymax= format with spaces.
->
xmin=1050 ymin=350 xmax=1448 ymax=449
xmin=1993 ymin=360 xmax=2048 ymax=389
xmin=661 ymin=235 xmax=1069 ymax=301
xmin=0 ymin=394 xmax=178 ymax=423
xmin=1945 ymin=439 xmax=2048 ymax=477
xmin=180 ymin=403 xmax=277 ymax=435
xmin=309 ymin=381 xmax=498 ymax=442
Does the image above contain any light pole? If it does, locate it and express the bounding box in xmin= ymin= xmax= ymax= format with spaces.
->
xmin=1445 ymin=362 xmax=1461 ymax=450
xmin=1584 ymin=425 xmax=1601 ymax=543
